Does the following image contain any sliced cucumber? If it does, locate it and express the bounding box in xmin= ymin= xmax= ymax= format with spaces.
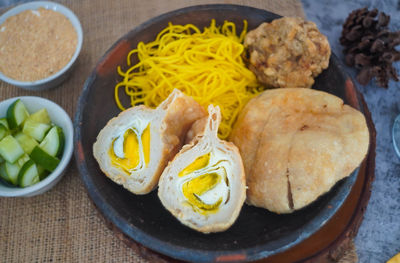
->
xmin=0 ymin=163 xmax=10 ymax=183
xmin=5 ymin=162 xmax=21 ymax=185
xmin=0 ymin=135 xmax=25 ymax=163
xmin=39 ymin=126 xmax=64 ymax=157
xmin=37 ymin=165 xmax=49 ymax=180
xmin=0 ymin=118 xmax=9 ymax=130
xmin=28 ymin=108 xmax=51 ymax=124
xmin=22 ymin=119 xmax=51 ymax=142
xmin=4 ymin=154 xmax=30 ymax=185
xmin=7 ymin=99 xmax=29 ymax=129
xmin=30 ymin=146 xmax=60 ymax=172
xmin=18 ymin=159 xmax=40 ymax=187
xmin=0 ymin=123 xmax=9 ymax=140
xmin=15 ymin=132 xmax=38 ymax=154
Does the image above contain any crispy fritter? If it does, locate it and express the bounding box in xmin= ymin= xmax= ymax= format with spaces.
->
xmin=230 ymin=88 xmax=369 ymax=214
xmin=244 ymin=17 xmax=331 ymax=89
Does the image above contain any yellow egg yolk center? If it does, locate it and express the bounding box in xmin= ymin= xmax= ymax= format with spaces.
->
xmin=179 ymin=153 xmax=225 ymax=215
xmin=109 ymin=124 xmax=150 ymax=173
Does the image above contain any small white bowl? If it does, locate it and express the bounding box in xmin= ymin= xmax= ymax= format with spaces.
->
xmin=0 ymin=1 xmax=83 ymax=90
xmin=0 ymin=96 xmax=73 ymax=197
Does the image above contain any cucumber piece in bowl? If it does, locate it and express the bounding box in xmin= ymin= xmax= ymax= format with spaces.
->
xmin=39 ymin=126 xmax=64 ymax=157
xmin=28 ymin=108 xmax=51 ymax=125
xmin=0 ymin=123 xmax=9 ymax=140
xmin=22 ymin=119 xmax=51 ymax=142
xmin=7 ymin=99 xmax=29 ymax=129
xmin=0 ymin=164 xmax=10 ymax=183
xmin=0 ymin=118 xmax=9 ymax=129
xmin=3 ymin=154 xmax=30 ymax=185
xmin=0 ymin=135 xmax=25 ymax=163
xmin=18 ymin=159 xmax=40 ymax=187
xmin=15 ymin=132 xmax=38 ymax=155
xmin=30 ymin=146 xmax=60 ymax=172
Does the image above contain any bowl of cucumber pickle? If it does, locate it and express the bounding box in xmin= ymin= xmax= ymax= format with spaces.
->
xmin=0 ymin=96 xmax=73 ymax=197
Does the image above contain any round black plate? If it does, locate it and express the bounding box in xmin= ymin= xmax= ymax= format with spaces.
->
xmin=74 ymin=4 xmax=361 ymax=262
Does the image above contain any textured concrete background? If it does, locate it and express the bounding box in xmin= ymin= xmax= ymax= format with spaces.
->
xmin=1 ymin=0 xmax=399 ymax=262
xmin=301 ymin=0 xmax=400 ymax=262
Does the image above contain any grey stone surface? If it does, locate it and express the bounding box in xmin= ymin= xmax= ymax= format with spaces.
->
xmin=1 ymin=0 xmax=399 ymax=262
xmin=302 ymin=0 xmax=400 ymax=262
xmin=0 ymin=0 xmax=24 ymax=7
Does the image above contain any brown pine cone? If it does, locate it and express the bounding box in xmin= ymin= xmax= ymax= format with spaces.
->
xmin=340 ymin=7 xmax=400 ymax=88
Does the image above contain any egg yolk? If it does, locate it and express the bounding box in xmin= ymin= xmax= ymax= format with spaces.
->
xmin=109 ymin=124 xmax=150 ymax=173
xmin=142 ymin=125 xmax=150 ymax=165
xmin=182 ymin=173 xmax=223 ymax=212
xmin=179 ymin=153 xmax=225 ymax=215
xmin=179 ymin=153 xmax=210 ymax=177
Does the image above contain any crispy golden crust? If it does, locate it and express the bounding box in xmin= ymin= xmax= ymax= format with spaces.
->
xmin=93 ymin=89 xmax=206 ymax=195
xmin=184 ymin=116 xmax=208 ymax=144
xmin=244 ymin=17 xmax=331 ymax=89
xmin=230 ymin=88 xmax=369 ymax=213
xmin=159 ymin=105 xmax=246 ymax=233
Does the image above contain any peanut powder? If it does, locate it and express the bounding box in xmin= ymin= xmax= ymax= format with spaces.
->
xmin=0 ymin=8 xmax=78 ymax=82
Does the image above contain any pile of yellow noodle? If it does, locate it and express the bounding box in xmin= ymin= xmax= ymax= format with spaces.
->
xmin=115 ymin=19 xmax=262 ymax=139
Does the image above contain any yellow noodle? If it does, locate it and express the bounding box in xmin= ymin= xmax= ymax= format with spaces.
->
xmin=115 ymin=19 xmax=263 ymax=139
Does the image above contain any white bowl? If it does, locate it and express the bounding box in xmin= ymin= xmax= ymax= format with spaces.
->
xmin=0 ymin=96 xmax=73 ymax=197
xmin=0 ymin=1 xmax=83 ymax=90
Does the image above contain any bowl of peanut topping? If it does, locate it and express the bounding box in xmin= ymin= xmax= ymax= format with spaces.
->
xmin=0 ymin=1 xmax=83 ymax=90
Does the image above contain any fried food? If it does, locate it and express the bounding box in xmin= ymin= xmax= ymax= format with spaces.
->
xmin=229 ymin=88 xmax=369 ymax=213
xmin=93 ymin=89 xmax=206 ymax=195
xmin=115 ymin=20 xmax=262 ymax=139
xmin=244 ymin=17 xmax=331 ymax=89
xmin=158 ymin=105 xmax=246 ymax=233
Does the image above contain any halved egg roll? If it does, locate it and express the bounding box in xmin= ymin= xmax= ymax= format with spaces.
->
xmin=158 ymin=105 xmax=246 ymax=233
xmin=93 ymin=89 xmax=206 ymax=194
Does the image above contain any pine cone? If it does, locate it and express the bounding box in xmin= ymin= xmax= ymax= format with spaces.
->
xmin=340 ymin=7 xmax=400 ymax=88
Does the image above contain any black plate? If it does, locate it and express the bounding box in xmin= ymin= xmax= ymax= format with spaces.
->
xmin=74 ymin=4 xmax=362 ymax=262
